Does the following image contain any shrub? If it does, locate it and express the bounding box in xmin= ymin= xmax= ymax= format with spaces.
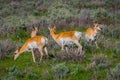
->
xmin=112 ymin=42 xmax=120 ymax=58
xmin=107 ymin=63 xmax=120 ymax=80
xmin=8 ymin=66 xmax=24 ymax=78
xmin=41 ymin=71 xmax=53 ymax=80
xmin=90 ymin=8 xmax=115 ymax=24
xmin=0 ymin=6 xmax=14 ymax=17
xmin=1 ymin=66 xmax=23 ymax=80
xmin=47 ymin=35 xmax=60 ymax=51
xmin=105 ymin=0 xmax=120 ymax=9
xmin=56 ymin=48 xmax=85 ymax=62
xmin=114 ymin=42 xmax=120 ymax=54
xmin=0 ymin=17 xmax=11 ymax=36
xmin=51 ymin=62 xmax=69 ymax=80
xmin=0 ymin=39 xmax=16 ymax=60
xmin=47 ymin=0 xmax=78 ymax=22
xmin=1 ymin=65 xmax=38 ymax=80
xmin=101 ymin=25 xmax=120 ymax=39
xmin=37 ymin=16 xmax=51 ymax=29
xmin=70 ymin=64 xmax=83 ymax=76
xmin=0 ymin=16 xmax=32 ymax=37
xmin=87 ymin=54 xmax=111 ymax=71
xmin=75 ymin=9 xmax=92 ymax=26
xmin=26 ymin=72 xmax=38 ymax=79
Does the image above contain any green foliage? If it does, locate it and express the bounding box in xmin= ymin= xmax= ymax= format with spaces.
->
xmin=56 ymin=48 xmax=85 ymax=62
xmin=105 ymin=0 xmax=120 ymax=9
xmin=0 ymin=65 xmax=38 ymax=80
xmin=112 ymin=42 xmax=120 ymax=58
xmin=47 ymin=0 xmax=79 ymax=22
xmin=101 ymin=25 xmax=120 ymax=39
xmin=90 ymin=8 xmax=115 ymax=23
xmin=26 ymin=71 xmax=38 ymax=79
xmin=87 ymin=54 xmax=111 ymax=71
xmin=51 ymin=62 xmax=69 ymax=79
xmin=107 ymin=63 xmax=120 ymax=80
xmin=1 ymin=66 xmax=23 ymax=80
xmin=70 ymin=64 xmax=83 ymax=76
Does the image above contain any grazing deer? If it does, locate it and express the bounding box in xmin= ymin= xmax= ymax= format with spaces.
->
xmin=48 ymin=26 xmax=82 ymax=52
xmin=84 ymin=23 xmax=102 ymax=48
xmin=31 ymin=25 xmax=38 ymax=38
xmin=14 ymin=36 xmax=48 ymax=62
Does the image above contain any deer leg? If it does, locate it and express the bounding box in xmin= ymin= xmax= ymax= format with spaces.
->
xmin=38 ymin=48 xmax=43 ymax=62
xmin=31 ymin=49 xmax=36 ymax=63
xmin=95 ymin=41 xmax=99 ymax=48
xmin=61 ymin=41 xmax=65 ymax=50
xmin=44 ymin=47 xmax=48 ymax=58
xmin=65 ymin=46 xmax=68 ymax=53
xmin=74 ymin=40 xmax=82 ymax=51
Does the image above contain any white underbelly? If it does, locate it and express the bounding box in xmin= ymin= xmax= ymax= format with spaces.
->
xmin=28 ymin=42 xmax=38 ymax=48
xmin=60 ymin=38 xmax=74 ymax=45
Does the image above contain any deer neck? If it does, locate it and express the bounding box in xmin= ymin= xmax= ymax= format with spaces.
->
xmin=18 ymin=43 xmax=28 ymax=54
xmin=50 ymin=31 xmax=59 ymax=40
xmin=93 ymin=28 xmax=98 ymax=34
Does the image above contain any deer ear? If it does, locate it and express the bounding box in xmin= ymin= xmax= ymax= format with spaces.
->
xmin=32 ymin=25 xmax=35 ymax=30
xmin=53 ymin=26 xmax=56 ymax=29
xmin=35 ymin=27 xmax=38 ymax=30
xmin=94 ymin=23 xmax=98 ymax=27
xmin=48 ymin=27 xmax=51 ymax=30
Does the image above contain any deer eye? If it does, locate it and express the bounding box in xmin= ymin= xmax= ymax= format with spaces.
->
xmin=14 ymin=53 xmax=17 ymax=55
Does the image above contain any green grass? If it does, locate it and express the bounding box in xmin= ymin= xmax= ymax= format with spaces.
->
xmin=0 ymin=45 xmax=119 ymax=80
xmin=0 ymin=26 xmax=120 ymax=79
xmin=0 ymin=28 xmax=120 ymax=80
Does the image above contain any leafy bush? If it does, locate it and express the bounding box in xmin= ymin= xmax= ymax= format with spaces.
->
xmin=0 ymin=16 xmax=32 ymax=36
xmin=1 ymin=66 xmax=23 ymax=80
xmin=75 ymin=9 xmax=92 ymax=27
xmin=26 ymin=72 xmax=38 ymax=79
xmin=87 ymin=54 xmax=111 ymax=71
xmin=0 ymin=39 xmax=16 ymax=60
xmin=51 ymin=62 xmax=69 ymax=79
xmin=105 ymin=0 xmax=120 ymax=9
xmin=112 ymin=42 xmax=120 ymax=58
xmin=0 ymin=65 xmax=38 ymax=80
xmin=36 ymin=16 xmax=51 ymax=29
xmin=47 ymin=0 xmax=78 ymax=22
xmin=107 ymin=63 xmax=120 ymax=80
xmin=101 ymin=25 xmax=120 ymax=39
xmin=114 ymin=42 xmax=120 ymax=54
xmin=56 ymin=48 xmax=85 ymax=62
xmin=47 ymin=35 xmax=60 ymax=51
xmin=70 ymin=64 xmax=83 ymax=76
xmin=0 ymin=6 xmax=14 ymax=17
xmin=90 ymin=8 xmax=114 ymax=24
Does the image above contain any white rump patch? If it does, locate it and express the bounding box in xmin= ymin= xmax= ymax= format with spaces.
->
xmin=75 ymin=31 xmax=82 ymax=39
xmin=41 ymin=38 xmax=46 ymax=44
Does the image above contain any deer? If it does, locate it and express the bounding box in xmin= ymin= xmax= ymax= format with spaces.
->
xmin=31 ymin=25 xmax=38 ymax=38
xmin=48 ymin=26 xmax=82 ymax=52
xmin=84 ymin=23 xmax=102 ymax=48
xmin=14 ymin=36 xmax=48 ymax=63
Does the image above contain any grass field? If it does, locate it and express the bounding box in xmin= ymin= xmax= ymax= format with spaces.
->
xmin=0 ymin=30 xmax=120 ymax=80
